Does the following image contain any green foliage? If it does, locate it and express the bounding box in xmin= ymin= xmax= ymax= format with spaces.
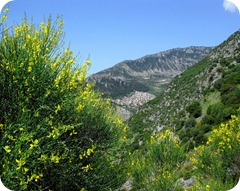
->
xmin=184 ymin=117 xmax=196 ymax=128
xmin=217 ymin=65 xmax=240 ymax=109
xmin=202 ymin=103 xmax=235 ymax=127
xmin=128 ymin=130 xmax=186 ymax=190
xmin=189 ymin=113 xmax=240 ymax=190
xmin=94 ymin=78 xmax=150 ymax=99
xmin=186 ymin=100 xmax=202 ymax=118
xmin=0 ymin=12 xmax=126 ymax=191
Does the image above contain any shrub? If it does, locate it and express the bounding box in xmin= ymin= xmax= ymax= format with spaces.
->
xmin=0 ymin=12 xmax=126 ymax=191
xmin=189 ymin=113 xmax=240 ymax=189
xmin=185 ymin=117 xmax=196 ymax=128
xmin=129 ymin=130 xmax=186 ymax=190
xmin=186 ymin=100 xmax=202 ymax=118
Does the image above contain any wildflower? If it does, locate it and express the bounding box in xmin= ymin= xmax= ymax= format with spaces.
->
xmin=4 ymin=8 xmax=9 ymax=13
xmin=205 ymin=184 xmax=210 ymax=191
xmin=29 ymin=173 xmax=43 ymax=182
xmin=60 ymin=20 xmax=64 ymax=25
xmin=1 ymin=15 xmax=7 ymax=22
xmin=87 ymin=148 xmax=92 ymax=156
xmin=51 ymin=154 xmax=60 ymax=163
xmin=28 ymin=66 xmax=32 ymax=72
xmin=16 ymin=159 xmax=26 ymax=170
xmin=23 ymin=167 xmax=29 ymax=174
xmin=34 ymin=139 xmax=39 ymax=145
xmin=77 ymin=103 xmax=84 ymax=113
xmin=38 ymin=154 xmax=47 ymax=162
xmin=4 ymin=146 xmax=11 ymax=153
xmin=29 ymin=144 xmax=34 ymax=150
xmin=86 ymin=59 xmax=91 ymax=66
xmin=79 ymin=154 xmax=83 ymax=160
xmin=45 ymin=90 xmax=51 ymax=97
xmin=55 ymin=104 xmax=61 ymax=114
xmin=70 ymin=130 xmax=77 ymax=136
xmin=40 ymin=22 xmax=44 ymax=29
xmin=82 ymin=164 xmax=92 ymax=172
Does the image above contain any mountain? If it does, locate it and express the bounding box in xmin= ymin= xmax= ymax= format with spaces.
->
xmin=128 ymin=30 xmax=240 ymax=145
xmin=88 ymin=46 xmax=212 ymax=99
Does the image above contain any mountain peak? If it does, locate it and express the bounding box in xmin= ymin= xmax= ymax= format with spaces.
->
xmin=88 ymin=46 xmax=212 ymax=99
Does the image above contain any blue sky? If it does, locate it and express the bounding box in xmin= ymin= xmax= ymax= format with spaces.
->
xmin=2 ymin=0 xmax=240 ymax=74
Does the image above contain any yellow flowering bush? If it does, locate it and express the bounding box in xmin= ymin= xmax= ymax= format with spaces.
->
xmin=129 ymin=130 xmax=186 ymax=190
xmin=189 ymin=112 xmax=240 ymax=190
xmin=0 ymin=11 xmax=125 ymax=191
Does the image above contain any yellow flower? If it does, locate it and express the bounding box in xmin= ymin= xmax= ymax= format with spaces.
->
xmin=77 ymin=103 xmax=84 ymax=112
xmin=79 ymin=154 xmax=83 ymax=160
xmin=60 ymin=20 xmax=64 ymax=25
xmin=4 ymin=8 xmax=9 ymax=13
xmin=23 ymin=167 xmax=29 ymax=174
xmin=55 ymin=104 xmax=61 ymax=114
xmin=16 ymin=159 xmax=26 ymax=170
xmin=4 ymin=145 xmax=11 ymax=153
xmin=29 ymin=173 xmax=43 ymax=182
xmin=28 ymin=66 xmax=32 ymax=72
xmin=34 ymin=139 xmax=39 ymax=145
xmin=40 ymin=22 xmax=44 ymax=29
xmin=86 ymin=59 xmax=91 ymax=66
xmin=82 ymin=164 xmax=92 ymax=172
xmin=45 ymin=90 xmax=51 ymax=97
xmin=70 ymin=130 xmax=77 ymax=136
xmin=87 ymin=148 xmax=92 ymax=156
xmin=38 ymin=154 xmax=47 ymax=162
xmin=1 ymin=15 xmax=7 ymax=22
xmin=51 ymin=154 xmax=60 ymax=163
xmin=205 ymin=184 xmax=210 ymax=191
xmin=29 ymin=144 xmax=34 ymax=150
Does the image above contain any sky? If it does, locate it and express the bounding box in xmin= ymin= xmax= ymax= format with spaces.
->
xmin=1 ymin=0 xmax=240 ymax=74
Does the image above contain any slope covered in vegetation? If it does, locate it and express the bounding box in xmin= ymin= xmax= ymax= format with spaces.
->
xmin=128 ymin=30 xmax=240 ymax=148
xmin=125 ymin=30 xmax=240 ymax=190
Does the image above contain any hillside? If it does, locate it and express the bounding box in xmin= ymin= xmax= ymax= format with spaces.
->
xmin=128 ymin=30 xmax=240 ymax=145
xmin=123 ymin=30 xmax=240 ymax=191
xmin=88 ymin=46 xmax=212 ymax=99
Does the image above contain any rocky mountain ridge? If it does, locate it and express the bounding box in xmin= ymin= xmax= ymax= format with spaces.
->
xmin=88 ymin=46 xmax=212 ymax=99
xmin=128 ymin=30 xmax=240 ymax=138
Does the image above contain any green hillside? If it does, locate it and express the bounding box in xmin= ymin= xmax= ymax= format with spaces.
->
xmin=128 ymin=30 xmax=240 ymax=146
xmin=124 ymin=30 xmax=240 ymax=190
